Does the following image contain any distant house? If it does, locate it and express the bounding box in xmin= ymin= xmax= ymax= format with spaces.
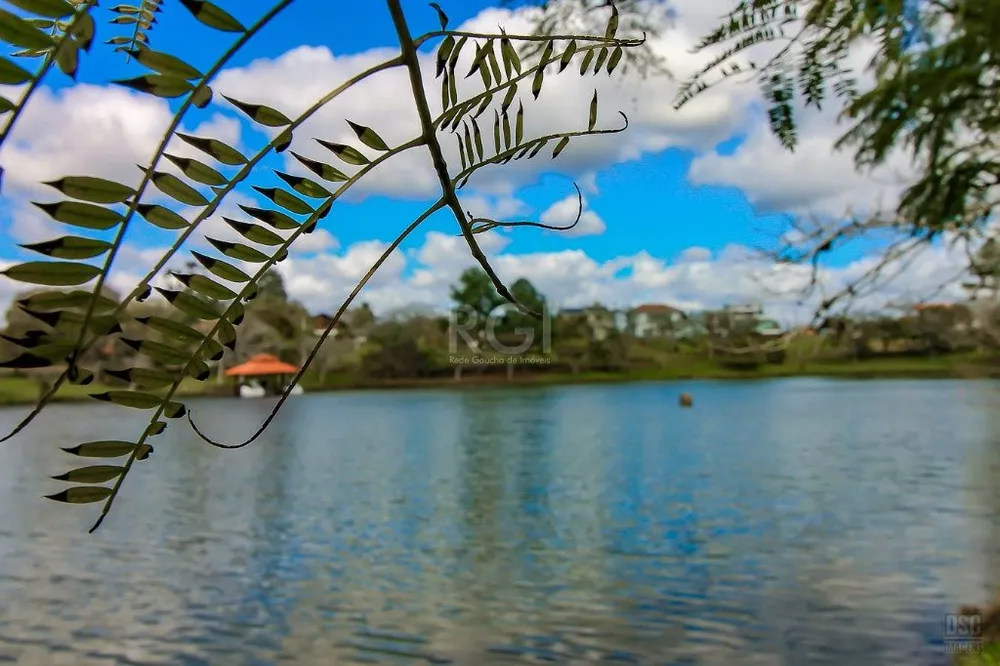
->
xmin=558 ymin=305 xmax=626 ymax=341
xmin=703 ymin=304 xmax=784 ymax=338
xmin=628 ymin=304 xmax=687 ymax=338
xmin=311 ymin=313 xmax=351 ymax=338
xmin=913 ymin=302 xmax=976 ymax=334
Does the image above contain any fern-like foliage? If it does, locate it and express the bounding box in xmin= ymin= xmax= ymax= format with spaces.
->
xmin=0 ymin=0 xmax=643 ymax=532
xmin=0 ymin=0 xmax=98 ymax=188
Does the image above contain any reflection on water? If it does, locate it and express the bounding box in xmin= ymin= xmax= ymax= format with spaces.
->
xmin=1 ymin=379 xmax=1000 ymax=664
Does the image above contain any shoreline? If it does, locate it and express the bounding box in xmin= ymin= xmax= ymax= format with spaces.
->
xmin=2 ymin=358 xmax=998 ymax=407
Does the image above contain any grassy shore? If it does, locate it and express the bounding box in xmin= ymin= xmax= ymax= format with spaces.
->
xmin=1 ymin=352 xmax=997 ymax=406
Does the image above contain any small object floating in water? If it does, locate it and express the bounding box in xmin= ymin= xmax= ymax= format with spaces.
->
xmin=679 ymin=392 xmax=693 ymax=407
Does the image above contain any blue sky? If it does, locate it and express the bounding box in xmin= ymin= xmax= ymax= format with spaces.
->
xmin=0 ymin=0 xmax=966 ymax=321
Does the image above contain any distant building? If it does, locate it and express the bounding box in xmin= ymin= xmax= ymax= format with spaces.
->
xmin=311 ymin=313 xmax=351 ymax=338
xmin=628 ymin=304 xmax=687 ymax=338
xmin=558 ymin=305 xmax=626 ymax=341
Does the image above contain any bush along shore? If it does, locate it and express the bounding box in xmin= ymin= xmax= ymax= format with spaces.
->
xmin=2 ymin=350 xmax=998 ymax=407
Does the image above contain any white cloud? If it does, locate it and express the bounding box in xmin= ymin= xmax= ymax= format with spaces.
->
xmin=539 ymin=193 xmax=605 ymax=236
xmin=460 ymin=193 xmax=529 ymax=221
xmin=242 ymin=227 xmax=974 ymax=328
xmin=209 ymin=2 xmax=758 ymax=203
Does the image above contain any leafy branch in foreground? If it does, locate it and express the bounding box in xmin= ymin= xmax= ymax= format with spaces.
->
xmin=0 ymin=0 xmax=642 ymax=532
xmin=0 ymin=0 xmax=98 ymax=189
xmin=672 ymin=0 xmax=1000 ymax=323
xmin=520 ymin=0 xmax=998 ymax=327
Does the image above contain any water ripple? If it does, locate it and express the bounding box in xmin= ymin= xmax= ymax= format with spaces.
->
xmin=0 ymin=380 xmax=998 ymax=664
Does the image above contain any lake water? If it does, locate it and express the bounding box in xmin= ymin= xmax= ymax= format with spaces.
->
xmin=1 ymin=379 xmax=999 ymax=665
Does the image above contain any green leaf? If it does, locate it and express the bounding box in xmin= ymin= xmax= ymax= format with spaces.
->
xmin=207 ymin=238 xmax=268 ymax=263
xmin=448 ymin=35 xmax=467 ymax=73
xmin=593 ymin=48 xmax=608 ymax=75
xmin=45 ymin=486 xmax=113 ymax=504
xmin=191 ymin=250 xmax=250 ymax=282
xmin=486 ymin=43 xmax=502 ymax=84
xmin=456 ymin=135 xmax=467 ymax=171
xmin=191 ymin=85 xmax=213 ymax=109
xmin=0 ymin=96 xmax=14 ymax=113
xmin=589 ymin=89 xmax=598 ymax=131
xmin=44 ymin=176 xmax=135 ymax=204
xmin=163 ymin=401 xmax=187 ymax=419
xmin=436 ymin=35 xmax=454 ymax=78
xmin=121 ymin=337 xmax=190 ymax=366
xmin=502 ymin=82 xmax=517 ymax=113
xmin=274 ymin=128 xmax=292 ymax=153
xmin=290 ymin=151 xmax=348 ymax=182
xmin=33 ymin=201 xmax=123 ymax=230
xmin=0 ymin=9 xmax=55 ymax=49
xmin=128 ymin=46 xmax=202 ymax=79
xmin=346 ymin=120 xmax=389 ymax=152
xmin=3 ymin=261 xmax=100 ymax=286
xmin=70 ymin=11 xmax=95 ymax=50
xmin=559 ymin=39 xmax=577 ymax=72
xmin=251 ymin=187 xmax=312 ymax=215
xmin=222 ymin=95 xmax=290 ymax=127
xmin=170 ymin=272 xmax=237 ymax=300
xmin=217 ymin=318 xmax=237 ymax=350
xmin=551 ymin=136 xmax=571 ymax=160
xmin=515 ymin=101 xmax=524 ymax=145
xmin=606 ymin=46 xmax=622 ymax=74
xmin=21 ymin=236 xmax=111 ymax=260
xmin=199 ymin=338 xmax=224 ymax=362
xmin=502 ymin=109 xmax=511 ymax=149
xmin=228 ymin=301 xmax=245 ymax=325
xmin=579 ymin=49 xmax=594 ymax=75
xmin=176 ymin=132 xmax=247 ymax=165
xmin=605 ymin=3 xmax=619 ymax=39
xmin=429 ymin=2 xmax=448 ymax=29
xmin=238 ymin=204 xmax=298 ymax=230
xmin=274 ymin=171 xmax=330 ymax=198
xmin=105 ymin=367 xmax=178 ymax=389
xmin=145 ymin=422 xmax=166 ymax=438
xmin=531 ymin=64 xmax=544 ymax=99
xmin=493 ymin=109 xmax=501 ymax=154
xmin=6 ymin=0 xmax=74 ymax=19
xmin=0 ymin=352 xmax=58 ymax=369
xmin=52 ymin=465 xmax=124 ymax=484
xmin=22 ymin=308 xmax=120 ymax=335
xmin=135 ymin=315 xmax=204 ymax=343
xmin=539 ymin=40 xmax=554 ymax=67
xmin=54 ymin=41 xmax=79 ymax=78
xmin=0 ymin=56 xmax=31 ymax=84
xmin=114 ymin=74 xmax=194 ymax=98
xmin=67 ymin=365 xmax=95 ymax=386
xmin=150 ymin=171 xmax=209 ymax=206
xmin=179 ymin=0 xmax=245 ymax=33
xmin=224 ymin=219 xmax=284 ymax=246
xmin=471 ymin=116 xmax=484 ymax=162
xmin=500 ymin=36 xmax=521 ymax=77
xmin=474 ymin=92 xmax=493 ymax=119
xmin=90 ymin=390 xmax=164 ymax=409
xmin=155 ymin=288 xmax=221 ymax=320
xmin=18 ymin=290 xmax=116 ymax=312
xmin=462 ymin=122 xmax=474 ymax=166
xmin=62 ymin=440 xmax=139 ymax=458
xmin=316 ymin=139 xmax=369 ymax=165
xmin=136 ymin=203 xmax=189 ymax=230
xmin=163 ymin=153 xmax=226 ymax=186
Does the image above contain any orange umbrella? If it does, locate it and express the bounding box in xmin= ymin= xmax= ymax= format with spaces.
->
xmin=224 ymin=353 xmax=299 ymax=377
